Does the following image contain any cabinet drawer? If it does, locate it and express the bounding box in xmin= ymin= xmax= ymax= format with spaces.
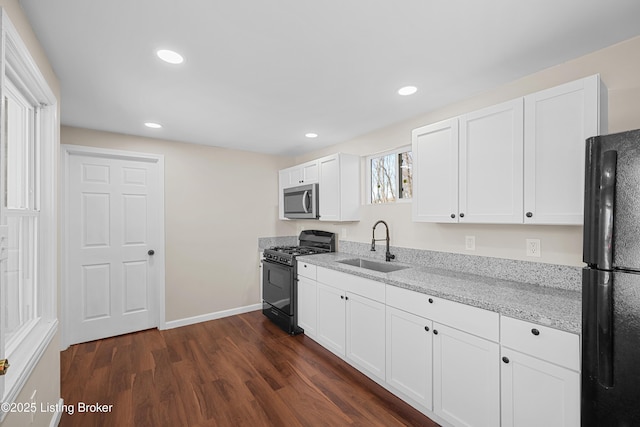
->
xmin=500 ymin=316 xmax=579 ymax=371
xmin=298 ymin=261 xmax=317 ymax=280
xmin=317 ymin=267 xmax=385 ymax=302
xmin=386 ymin=285 xmax=499 ymax=342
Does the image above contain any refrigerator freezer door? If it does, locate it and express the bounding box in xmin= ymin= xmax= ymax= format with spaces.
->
xmin=582 ymin=268 xmax=640 ymax=426
xmin=584 ymin=129 xmax=640 ymax=271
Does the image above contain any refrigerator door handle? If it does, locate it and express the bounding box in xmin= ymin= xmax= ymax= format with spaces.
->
xmin=598 ymin=150 xmax=617 ymax=270
xmin=597 ymin=271 xmax=614 ymax=388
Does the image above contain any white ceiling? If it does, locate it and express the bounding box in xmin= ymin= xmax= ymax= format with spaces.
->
xmin=19 ymin=0 xmax=640 ymax=156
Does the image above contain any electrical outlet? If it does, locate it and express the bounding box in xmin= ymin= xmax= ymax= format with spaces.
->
xmin=526 ymin=239 xmax=541 ymax=257
xmin=465 ymin=236 xmax=476 ymax=251
xmin=341 ymin=228 xmax=348 ymax=239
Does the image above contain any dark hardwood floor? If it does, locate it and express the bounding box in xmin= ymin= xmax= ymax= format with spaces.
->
xmin=60 ymin=310 xmax=440 ymax=427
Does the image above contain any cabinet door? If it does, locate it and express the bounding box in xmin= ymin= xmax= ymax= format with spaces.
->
xmin=523 ymin=75 xmax=601 ymax=225
xmin=297 ymin=276 xmax=317 ymax=338
xmin=433 ymin=323 xmax=500 ymax=427
xmin=318 ymin=155 xmax=340 ymax=221
xmin=278 ymin=169 xmax=289 ymax=220
xmin=301 ymin=161 xmax=319 ymax=184
xmin=459 ymin=99 xmax=524 ymax=223
xmin=501 ymin=348 xmax=580 ymax=427
xmin=386 ymin=306 xmax=433 ymax=410
xmin=316 ymin=282 xmax=346 ymax=357
xmin=412 ymin=118 xmax=459 ymax=223
xmin=345 ymin=292 xmax=386 ymax=382
xmin=279 ymin=166 xmax=299 ymax=189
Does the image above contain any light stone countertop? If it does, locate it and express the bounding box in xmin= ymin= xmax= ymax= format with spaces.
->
xmin=298 ymin=252 xmax=581 ymax=335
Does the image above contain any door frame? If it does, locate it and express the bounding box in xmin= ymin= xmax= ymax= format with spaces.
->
xmin=60 ymin=144 xmax=166 ymax=349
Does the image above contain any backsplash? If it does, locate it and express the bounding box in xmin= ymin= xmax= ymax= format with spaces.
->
xmin=258 ymin=236 xmax=582 ymax=292
xmin=340 ymin=240 xmax=582 ymax=292
xmin=258 ymin=236 xmax=297 ymax=250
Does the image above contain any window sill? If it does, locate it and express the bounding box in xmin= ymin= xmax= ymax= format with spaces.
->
xmin=368 ymin=198 xmax=413 ymax=205
xmin=1 ymin=318 xmax=58 ymax=422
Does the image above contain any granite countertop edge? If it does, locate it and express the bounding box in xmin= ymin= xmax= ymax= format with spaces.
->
xmin=298 ymin=252 xmax=581 ymax=335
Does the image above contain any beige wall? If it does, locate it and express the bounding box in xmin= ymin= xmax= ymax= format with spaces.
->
xmin=0 ymin=1 xmax=61 ymax=427
xmin=61 ymin=126 xmax=296 ymax=322
xmin=291 ymin=35 xmax=640 ymax=267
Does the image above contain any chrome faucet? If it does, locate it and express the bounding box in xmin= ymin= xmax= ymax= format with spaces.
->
xmin=371 ymin=220 xmax=395 ymax=262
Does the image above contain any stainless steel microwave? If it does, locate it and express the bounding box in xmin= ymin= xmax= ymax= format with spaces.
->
xmin=283 ymin=183 xmax=319 ymax=219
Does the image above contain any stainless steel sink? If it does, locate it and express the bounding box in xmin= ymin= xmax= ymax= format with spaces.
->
xmin=337 ymin=258 xmax=410 ymax=273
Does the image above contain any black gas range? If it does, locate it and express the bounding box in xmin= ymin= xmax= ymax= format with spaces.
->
xmin=262 ymin=230 xmax=336 ymax=334
xmin=263 ymin=245 xmax=328 ymax=266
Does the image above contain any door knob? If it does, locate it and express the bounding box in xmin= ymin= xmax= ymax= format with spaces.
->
xmin=148 ymin=250 xmax=155 ymax=256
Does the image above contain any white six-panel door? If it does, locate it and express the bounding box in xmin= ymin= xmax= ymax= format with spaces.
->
xmin=63 ymin=146 xmax=164 ymax=346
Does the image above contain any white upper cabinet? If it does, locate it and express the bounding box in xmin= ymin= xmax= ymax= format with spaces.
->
xmin=318 ymin=153 xmax=360 ymax=222
xmin=278 ymin=153 xmax=359 ymax=222
xmin=279 ymin=162 xmax=318 ymax=220
xmin=412 ymin=74 xmax=605 ymax=225
xmin=280 ymin=159 xmax=319 ymax=189
xmin=412 ymin=118 xmax=459 ymax=223
xmin=412 ymin=99 xmax=524 ymax=224
xmin=524 ymin=74 xmax=605 ymax=225
xmin=459 ymin=99 xmax=524 ymax=223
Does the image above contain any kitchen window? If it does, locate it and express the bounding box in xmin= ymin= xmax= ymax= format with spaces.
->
xmin=366 ymin=146 xmax=413 ymax=204
xmin=0 ymin=9 xmax=57 ymax=414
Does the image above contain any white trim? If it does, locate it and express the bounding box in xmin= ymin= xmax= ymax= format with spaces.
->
xmin=0 ymin=7 xmax=58 ymax=411
xmin=162 ymin=304 xmax=262 ymax=330
xmin=60 ymin=144 xmax=166 ymax=349
xmin=48 ymin=398 xmax=64 ymax=427
xmin=0 ymin=320 xmax=57 ymax=423
xmin=1 ymin=11 xmax=56 ymax=105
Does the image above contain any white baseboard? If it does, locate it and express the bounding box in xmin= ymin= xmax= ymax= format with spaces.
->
xmin=49 ymin=398 xmax=64 ymax=427
xmin=161 ymin=303 xmax=262 ymax=330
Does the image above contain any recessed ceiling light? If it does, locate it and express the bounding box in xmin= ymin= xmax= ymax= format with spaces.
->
xmin=156 ymin=49 xmax=184 ymax=64
xmin=305 ymin=133 xmax=318 ymax=138
xmin=398 ymin=86 xmax=418 ymax=96
xmin=144 ymin=122 xmax=162 ymax=129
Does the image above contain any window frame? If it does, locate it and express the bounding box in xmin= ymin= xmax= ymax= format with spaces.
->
xmin=0 ymin=9 xmax=58 ymax=417
xmin=365 ymin=145 xmax=413 ymax=205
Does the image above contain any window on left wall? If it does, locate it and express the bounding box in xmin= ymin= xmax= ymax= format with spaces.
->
xmin=4 ymin=80 xmax=40 ymax=349
xmin=0 ymin=9 xmax=58 ymax=413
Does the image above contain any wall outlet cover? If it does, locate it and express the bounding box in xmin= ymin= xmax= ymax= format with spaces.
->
xmin=526 ymin=239 xmax=541 ymax=257
xmin=465 ymin=236 xmax=476 ymax=251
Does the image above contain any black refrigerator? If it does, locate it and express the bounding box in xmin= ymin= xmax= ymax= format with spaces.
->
xmin=582 ymin=128 xmax=640 ymax=426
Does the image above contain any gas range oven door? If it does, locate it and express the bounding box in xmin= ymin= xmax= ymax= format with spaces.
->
xmin=262 ymin=260 xmax=294 ymax=315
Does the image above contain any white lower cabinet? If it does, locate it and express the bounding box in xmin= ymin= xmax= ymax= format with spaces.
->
xmin=316 ymin=282 xmax=346 ymax=357
xmin=500 ymin=348 xmax=580 ymax=427
xmin=297 ymin=276 xmax=317 ymax=338
xmin=313 ymin=267 xmax=386 ymax=382
xmin=346 ymin=292 xmax=386 ymax=382
xmin=386 ymin=306 xmax=433 ymax=411
xmin=300 ymin=267 xmax=579 ymax=427
xmin=500 ymin=316 xmax=580 ymax=427
xmin=433 ymin=323 xmax=500 ymax=427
